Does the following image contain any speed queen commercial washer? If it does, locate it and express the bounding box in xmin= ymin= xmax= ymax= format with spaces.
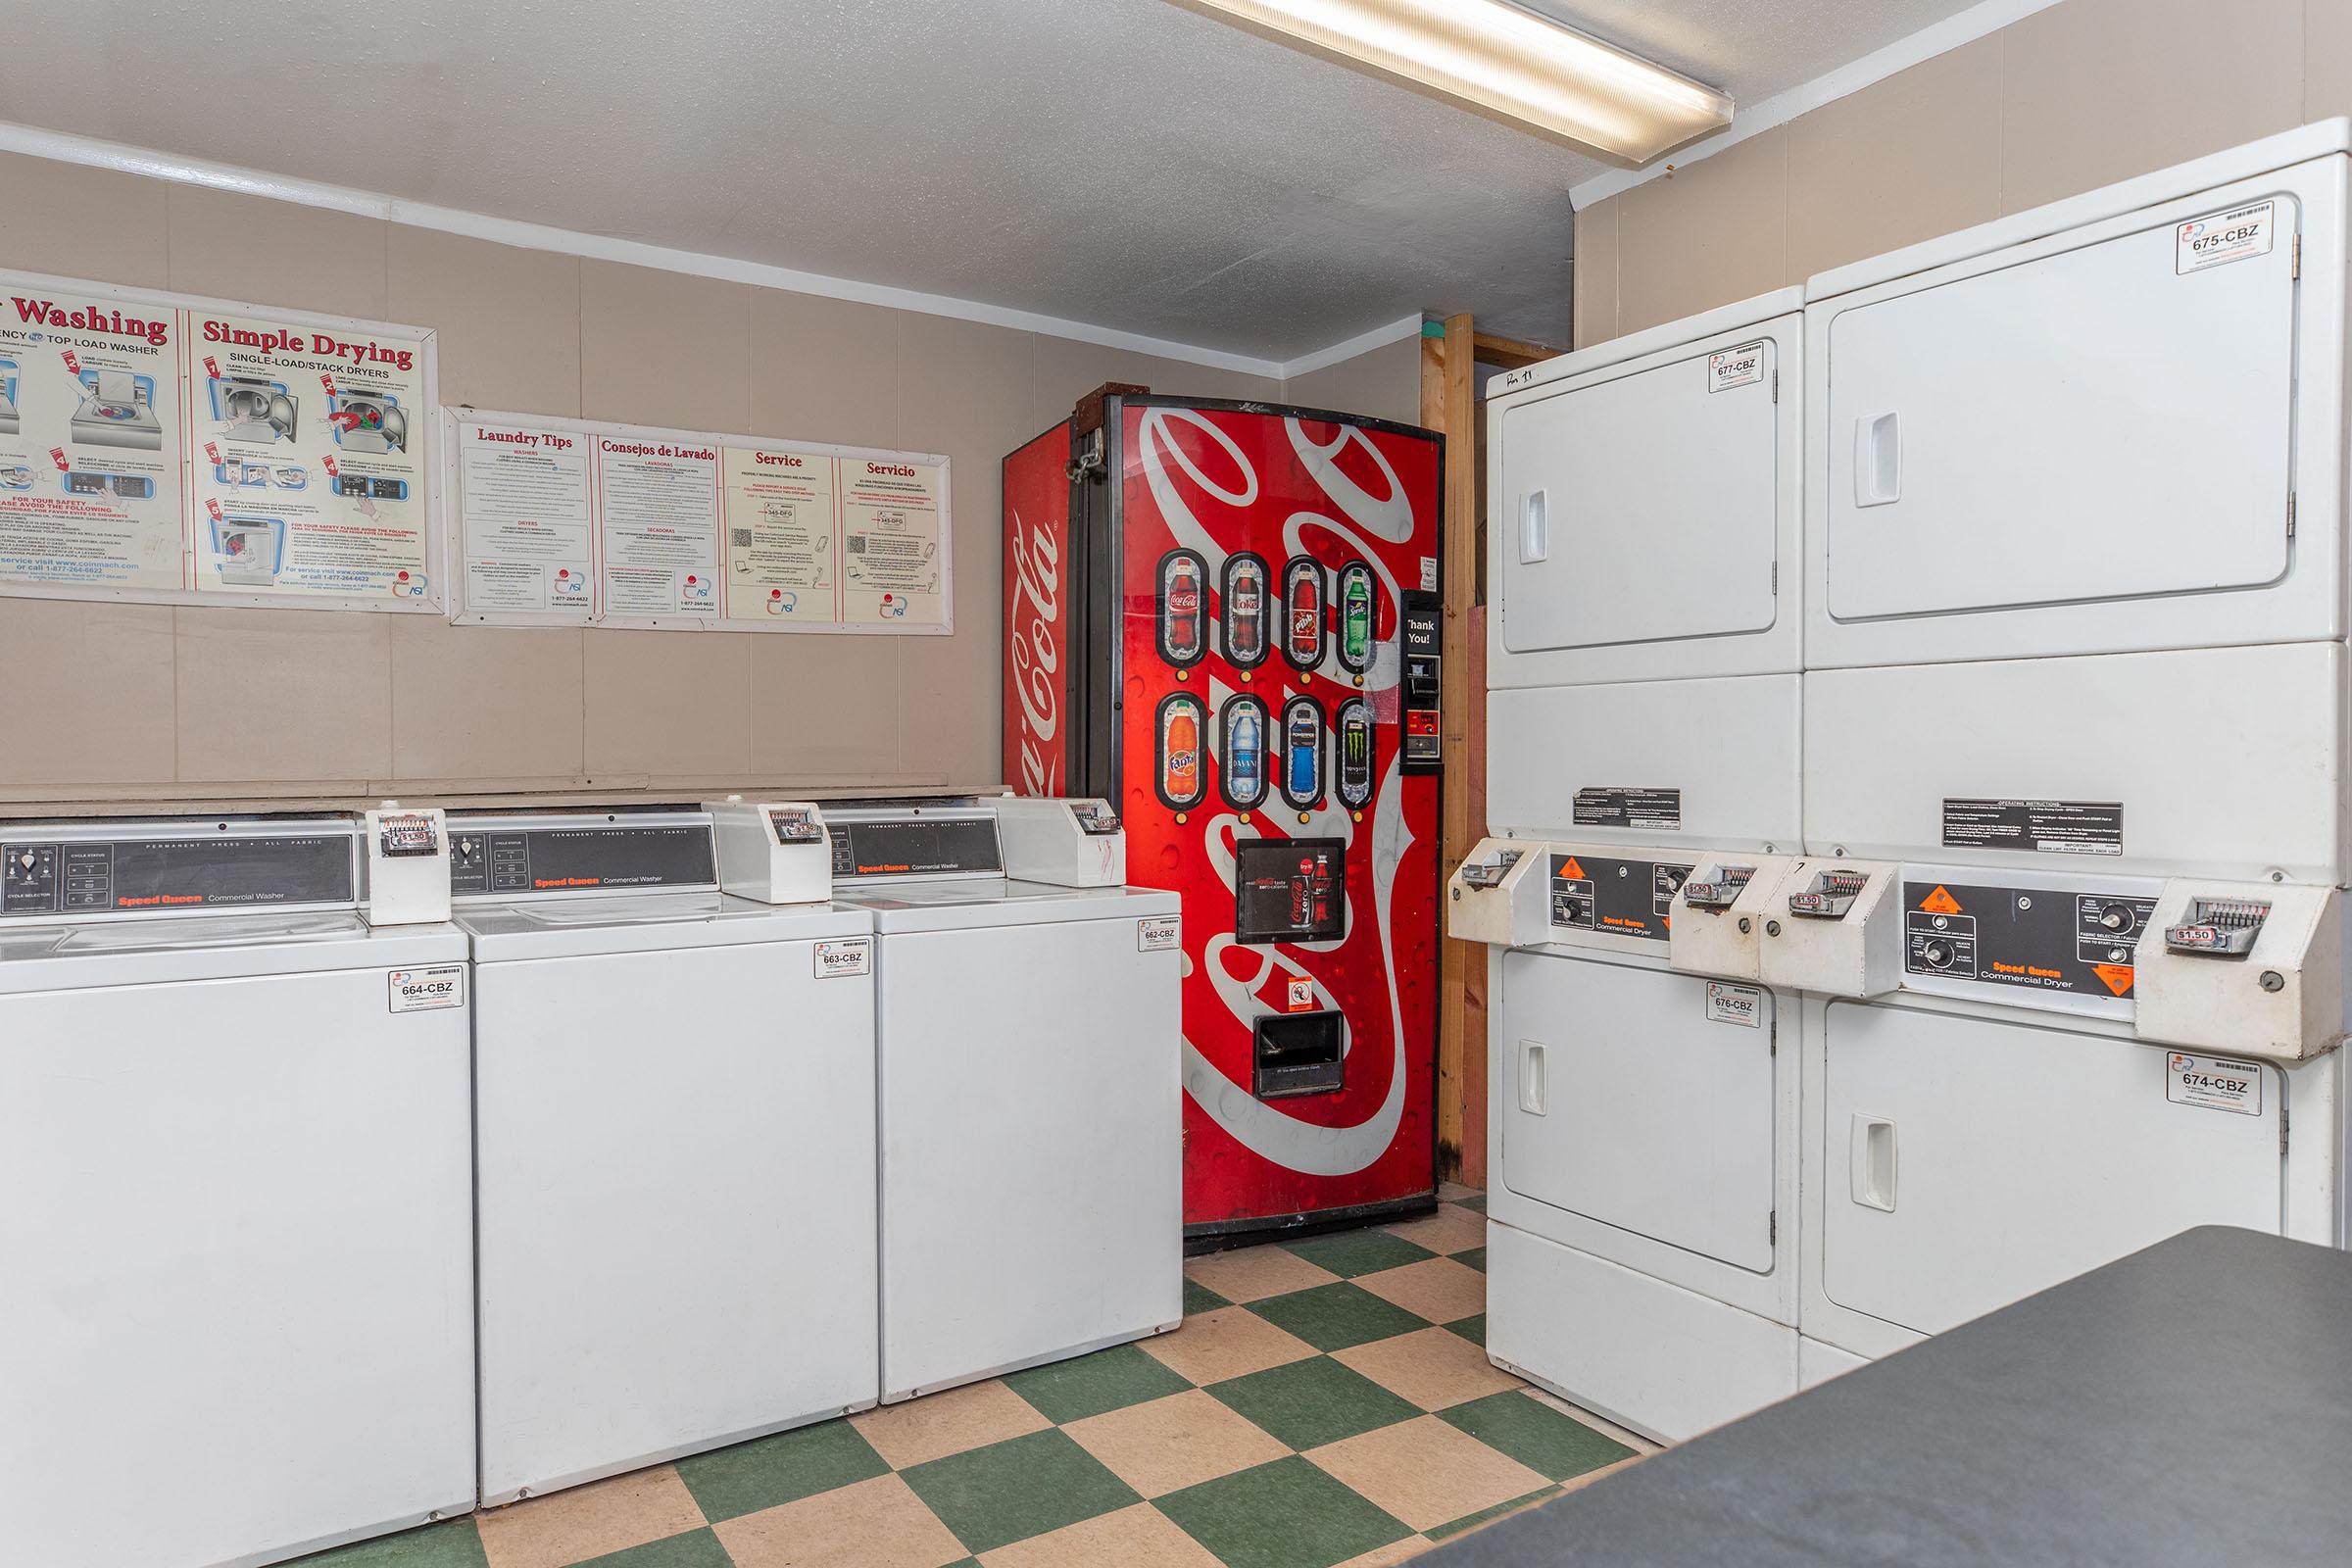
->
xmin=0 ymin=816 xmax=474 ymax=1568
xmin=825 ymin=800 xmax=1182 ymax=1401
xmin=454 ymin=808 xmax=878 ymax=1504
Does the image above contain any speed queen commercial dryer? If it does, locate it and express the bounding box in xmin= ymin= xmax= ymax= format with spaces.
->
xmin=453 ymin=808 xmax=877 ymax=1504
xmin=0 ymin=815 xmax=474 ymax=1568
xmin=825 ymin=799 xmax=1182 ymax=1401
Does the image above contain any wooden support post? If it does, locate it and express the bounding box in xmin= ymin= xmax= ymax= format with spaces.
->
xmin=1423 ymin=314 xmax=1485 ymax=1184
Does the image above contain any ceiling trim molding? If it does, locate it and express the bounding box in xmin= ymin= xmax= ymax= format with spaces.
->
xmin=1277 ymin=313 xmax=1428 ymax=379
xmin=1567 ymin=0 xmax=2067 ymax=210
xmin=0 ymin=118 xmax=1416 ymax=382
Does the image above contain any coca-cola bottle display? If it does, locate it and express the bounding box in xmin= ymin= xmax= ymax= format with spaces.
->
xmin=1338 ymin=562 xmax=1375 ymax=672
xmin=1156 ymin=692 xmax=1206 ymax=808
xmin=1223 ymin=553 xmax=1269 ymax=667
xmin=1221 ymin=695 xmax=1269 ymax=810
xmin=1157 ymin=549 xmax=1206 ymax=665
xmin=1282 ymin=557 xmax=1324 ymax=670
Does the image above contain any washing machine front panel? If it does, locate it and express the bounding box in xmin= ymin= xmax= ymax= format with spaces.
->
xmin=0 ymin=967 xmax=475 ymax=1568
xmin=1500 ymin=950 xmax=1778 ymax=1273
xmin=473 ymin=936 xmax=878 ymax=1503
xmin=1494 ymin=311 xmax=1793 ymax=678
xmin=1806 ymin=148 xmax=2348 ymax=665
xmin=1819 ymin=1001 xmax=2283 ymax=1340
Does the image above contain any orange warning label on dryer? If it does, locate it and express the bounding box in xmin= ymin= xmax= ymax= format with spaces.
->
xmin=2092 ymin=963 xmax=2136 ymax=998
xmin=1919 ymin=885 xmax=1963 ymax=915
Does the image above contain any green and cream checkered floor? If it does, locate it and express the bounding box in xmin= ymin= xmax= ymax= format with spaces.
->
xmin=296 ymin=1187 xmax=1650 ymax=1568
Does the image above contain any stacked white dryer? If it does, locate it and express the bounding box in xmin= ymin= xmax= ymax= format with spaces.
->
xmin=1456 ymin=288 xmax=1809 ymax=1442
xmin=1774 ymin=120 xmax=2352 ymax=1376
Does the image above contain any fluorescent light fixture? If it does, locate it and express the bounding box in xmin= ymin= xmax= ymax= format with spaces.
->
xmin=1168 ymin=0 xmax=1732 ymax=163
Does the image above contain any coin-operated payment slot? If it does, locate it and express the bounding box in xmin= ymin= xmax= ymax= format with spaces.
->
xmin=1668 ymin=854 xmax=1795 ymax=982
xmin=1756 ymin=859 xmax=1901 ymax=997
xmin=707 ymin=798 xmax=836 ymax=904
xmin=2164 ymin=898 xmax=2271 ymax=956
xmin=1446 ymin=838 xmax=1549 ymax=949
xmin=361 ymin=803 xmax=451 ymax=926
xmin=2134 ymin=881 xmax=2348 ymax=1061
xmin=994 ymin=795 xmax=1127 ymax=888
xmin=1254 ymin=1011 xmax=1345 ymax=1100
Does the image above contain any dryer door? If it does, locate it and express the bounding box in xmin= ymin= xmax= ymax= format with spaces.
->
xmin=1822 ymin=195 xmax=2298 ymax=624
xmin=1500 ymin=951 xmax=1777 ymax=1272
xmin=1498 ymin=330 xmax=1783 ymax=658
xmin=1820 ymin=1002 xmax=2283 ymax=1339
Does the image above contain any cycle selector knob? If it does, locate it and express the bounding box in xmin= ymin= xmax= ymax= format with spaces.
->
xmin=2096 ymin=903 xmax=2136 ymax=936
xmin=1921 ymin=938 xmax=1956 ymax=970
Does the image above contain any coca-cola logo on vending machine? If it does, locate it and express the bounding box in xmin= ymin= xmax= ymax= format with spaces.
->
xmin=1006 ymin=503 xmax=1061 ymax=796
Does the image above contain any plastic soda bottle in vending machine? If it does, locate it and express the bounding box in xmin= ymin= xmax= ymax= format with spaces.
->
xmin=1341 ymin=564 xmax=1373 ymax=667
xmin=1286 ymin=562 xmax=1322 ymax=665
xmin=1229 ymin=558 xmax=1265 ymax=662
xmin=1231 ymin=709 xmax=1262 ymax=797
xmin=1165 ymin=702 xmax=1201 ymax=803
xmin=1163 ymin=556 xmax=1202 ymax=662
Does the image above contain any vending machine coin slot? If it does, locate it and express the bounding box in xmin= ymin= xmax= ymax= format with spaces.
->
xmin=2165 ymin=898 xmax=2272 ymax=956
xmin=1253 ymin=1010 xmax=1345 ymax=1100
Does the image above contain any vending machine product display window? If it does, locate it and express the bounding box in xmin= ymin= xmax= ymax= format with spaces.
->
xmin=1221 ymin=552 xmax=1270 ymax=668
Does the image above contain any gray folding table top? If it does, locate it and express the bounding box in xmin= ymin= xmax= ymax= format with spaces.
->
xmin=1421 ymin=1227 xmax=2352 ymax=1566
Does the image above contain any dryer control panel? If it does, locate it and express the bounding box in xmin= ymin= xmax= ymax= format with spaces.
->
xmin=1895 ymin=869 xmax=2162 ymax=1018
xmin=1546 ymin=851 xmax=1690 ymax=942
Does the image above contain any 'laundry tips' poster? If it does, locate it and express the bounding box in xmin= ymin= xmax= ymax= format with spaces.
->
xmin=448 ymin=407 xmax=952 ymax=633
xmin=0 ymin=268 xmax=439 ymax=611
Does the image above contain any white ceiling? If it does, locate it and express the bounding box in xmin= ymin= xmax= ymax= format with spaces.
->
xmin=0 ymin=0 xmax=1987 ymax=362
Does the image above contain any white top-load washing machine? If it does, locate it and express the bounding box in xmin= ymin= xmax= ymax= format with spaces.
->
xmin=454 ymin=807 xmax=877 ymax=1505
xmin=817 ymin=797 xmax=1181 ymax=1402
xmin=0 ymin=814 xmax=474 ymax=1568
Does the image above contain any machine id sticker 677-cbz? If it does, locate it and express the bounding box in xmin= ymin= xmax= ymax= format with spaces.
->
xmin=1004 ymin=396 xmax=1445 ymax=1238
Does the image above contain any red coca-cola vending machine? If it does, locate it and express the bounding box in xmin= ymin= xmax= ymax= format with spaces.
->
xmin=1004 ymin=392 xmax=1443 ymax=1244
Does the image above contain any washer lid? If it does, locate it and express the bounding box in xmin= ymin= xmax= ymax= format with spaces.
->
xmin=458 ymin=889 xmax=869 ymax=960
xmin=0 ymin=913 xmax=467 ymax=995
xmin=837 ymin=877 xmax=1179 ymax=933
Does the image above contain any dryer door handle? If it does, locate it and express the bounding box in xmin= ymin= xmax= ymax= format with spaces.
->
xmin=1519 ymin=489 xmax=1548 ymax=564
xmin=1849 ymin=1114 xmax=1897 ymax=1211
xmin=1518 ymin=1040 xmax=1546 ymax=1115
xmin=1854 ymin=413 xmax=1901 ymax=507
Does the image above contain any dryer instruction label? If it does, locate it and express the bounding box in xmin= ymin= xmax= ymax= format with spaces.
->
xmin=1941 ymin=799 xmax=2122 ymax=857
xmin=2176 ymin=201 xmax=2276 ymax=274
xmin=388 ymin=964 xmax=466 ymax=1012
xmin=1572 ymin=787 xmax=1682 ymax=833
xmin=2167 ymin=1052 xmax=2262 ymax=1115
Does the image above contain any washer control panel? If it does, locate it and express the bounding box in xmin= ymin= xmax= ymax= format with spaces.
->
xmin=1 ymin=825 xmax=357 ymax=918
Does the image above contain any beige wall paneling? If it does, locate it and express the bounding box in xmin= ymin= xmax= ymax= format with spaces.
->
xmin=389 ymin=228 xmax=582 ymax=416
xmin=579 ymin=260 xmax=751 ymax=432
xmin=1284 ymin=333 xmax=1425 ymax=425
xmin=748 ymin=634 xmax=903 ymax=779
xmin=2313 ymin=0 xmax=2352 ymax=121
xmin=390 ymin=618 xmax=586 ymax=786
xmin=1031 ymin=334 xmax=1283 ymax=430
xmin=166 ymin=184 xmax=390 ymax=318
xmin=896 ymin=312 xmax=1035 ymax=783
xmin=1569 ymin=194 xmax=1619 ymax=349
xmin=583 ymin=629 xmax=753 ymax=782
xmin=1786 ymin=36 xmax=2006 ymax=281
xmin=0 ymin=152 xmax=172 ymax=287
xmin=747 ymin=287 xmax=900 ymax=448
xmin=172 ymin=607 xmax=392 ymax=786
xmin=2000 ymin=0 xmax=2304 ymax=214
xmin=0 ymin=602 xmax=177 ymax=795
xmin=1614 ymin=127 xmax=1791 ymax=337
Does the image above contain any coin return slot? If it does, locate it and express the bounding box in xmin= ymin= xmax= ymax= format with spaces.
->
xmin=2165 ymin=898 xmax=2271 ymax=957
xmin=1789 ymin=869 xmax=1870 ymax=920
xmin=1682 ymin=863 xmax=1756 ymax=910
xmin=1253 ymin=1010 xmax=1344 ymax=1100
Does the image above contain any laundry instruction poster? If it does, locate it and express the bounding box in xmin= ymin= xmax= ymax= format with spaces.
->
xmin=0 ymin=285 xmax=186 ymax=592
xmin=449 ymin=407 xmax=951 ymax=632
xmin=187 ymin=309 xmax=432 ymax=601
xmin=453 ymin=419 xmax=594 ymax=618
xmin=595 ymin=434 xmax=721 ymax=618
xmin=0 ymin=268 xmax=440 ymax=610
xmin=839 ymin=458 xmax=947 ymax=627
xmin=720 ymin=444 xmax=836 ymax=622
